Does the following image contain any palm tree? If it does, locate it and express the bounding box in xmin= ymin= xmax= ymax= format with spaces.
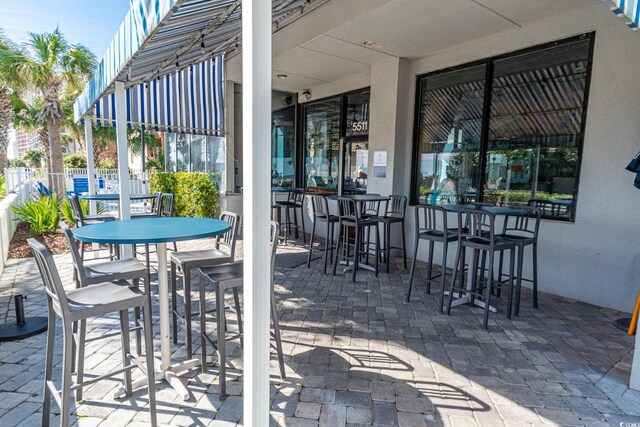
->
xmin=0 ymin=28 xmax=95 ymax=194
xmin=11 ymin=93 xmax=49 ymax=167
xmin=0 ymin=87 xmax=10 ymax=171
xmin=0 ymin=31 xmax=18 ymax=171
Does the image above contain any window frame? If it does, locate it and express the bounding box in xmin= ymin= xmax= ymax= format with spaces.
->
xmin=300 ymin=86 xmax=371 ymax=195
xmin=409 ymin=33 xmax=595 ymax=222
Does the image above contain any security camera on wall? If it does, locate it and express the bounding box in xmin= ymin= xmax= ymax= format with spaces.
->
xmin=301 ymin=90 xmax=311 ymax=101
xmin=282 ymin=95 xmax=293 ymax=106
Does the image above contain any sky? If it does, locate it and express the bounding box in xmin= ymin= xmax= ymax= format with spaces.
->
xmin=0 ymin=1 xmax=131 ymax=57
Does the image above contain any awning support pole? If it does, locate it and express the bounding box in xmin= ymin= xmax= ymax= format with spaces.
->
xmin=115 ymin=81 xmax=132 ymax=258
xmin=242 ymin=0 xmax=272 ymax=424
xmin=84 ymin=116 xmax=97 ymax=215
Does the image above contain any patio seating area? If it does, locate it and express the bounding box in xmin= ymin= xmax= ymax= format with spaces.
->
xmin=0 ymin=236 xmax=638 ymax=426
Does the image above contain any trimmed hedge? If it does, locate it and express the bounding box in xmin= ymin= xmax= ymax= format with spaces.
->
xmin=150 ymin=172 xmax=219 ymax=218
xmin=489 ymin=190 xmax=572 ymax=205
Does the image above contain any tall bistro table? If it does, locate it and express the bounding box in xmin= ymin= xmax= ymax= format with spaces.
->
xmin=73 ymin=217 xmax=231 ymax=400
xmin=441 ymin=203 xmax=525 ymax=312
xmin=329 ymin=194 xmax=391 ymax=272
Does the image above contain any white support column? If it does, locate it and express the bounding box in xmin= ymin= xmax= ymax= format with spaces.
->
xmin=242 ymin=0 xmax=272 ymax=424
xmin=83 ymin=115 xmax=97 ymax=215
xmin=224 ymin=79 xmax=235 ymax=194
xmin=115 ymin=81 xmax=132 ymax=258
xmin=632 ymin=329 xmax=640 ymax=390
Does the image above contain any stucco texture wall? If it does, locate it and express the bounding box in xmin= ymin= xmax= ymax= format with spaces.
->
xmin=401 ymin=5 xmax=640 ymax=312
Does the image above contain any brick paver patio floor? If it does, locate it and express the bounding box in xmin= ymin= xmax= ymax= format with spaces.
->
xmin=0 ymin=236 xmax=638 ymax=426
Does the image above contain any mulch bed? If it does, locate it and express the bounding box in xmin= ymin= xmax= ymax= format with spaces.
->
xmin=8 ymin=222 xmax=70 ymax=259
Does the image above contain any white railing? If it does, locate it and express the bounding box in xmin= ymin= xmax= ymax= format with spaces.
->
xmin=0 ymin=176 xmax=32 ymax=275
xmin=5 ymin=167 xmax=150 ymax=196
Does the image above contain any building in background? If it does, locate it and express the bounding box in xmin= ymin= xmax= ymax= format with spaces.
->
xmin=12 ymin=128 xmax=40 ymax=159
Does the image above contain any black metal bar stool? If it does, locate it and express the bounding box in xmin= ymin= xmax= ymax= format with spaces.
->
xmin=446 ymin=208 xmax=519 ymax=329
xmin=498 ymin=206 xmax=541 ymax=314
xmin=307 ymin=194 xmax=338 ymax=273
xmin=333 ymin=197 xmax=380 ymax=282
xmin=378 ymin=195 xmax=407 ymax=273
xmin=407 ymin=205 xmax=457 ymax=309
xmin=276 ymin=188 xmax=306 ymax=243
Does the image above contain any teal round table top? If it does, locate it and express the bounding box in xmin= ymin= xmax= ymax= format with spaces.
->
xmin=73 ymin=217 xmax=231 ymax=244
xmin=79 ymin=193 xmax=155 ymax=201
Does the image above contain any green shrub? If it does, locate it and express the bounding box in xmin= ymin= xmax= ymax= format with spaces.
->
xmin=63 ymin=154 xmax=88 ymax=169
xmin=0 ymin=175 xmax=5 ymax=197
xmin=98 ymin=159 xmax=117 ymax=169
xmin=12 ymin=194 xmax=60 ymax=236
xmin=60 ymin=198 xmax=94 ymax=227
xmin=150 ymin=172 xmax=218 ymax=218
xmin=8 ymin=159 xmax=26 ymax=167
xmin=489 ymin=190 xmax=573 ymax=205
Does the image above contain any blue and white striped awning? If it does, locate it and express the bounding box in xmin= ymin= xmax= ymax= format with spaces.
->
xmin=604 ymin=0 xmax=640 ymax=31
xmin=74 ymin=0 xmax=322 ymax=135
xmin=90 ymin=56 xmax=224 ymax=135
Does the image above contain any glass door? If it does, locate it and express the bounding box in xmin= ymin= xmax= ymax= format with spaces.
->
xmin=342 ymin=90 xmax=370 ymax=194
xmin=271 ymin=107 xmax=296 ymax=188
xmin=302 ymin=88 xmax=371 ymax=195
xmin=303 ymin=97 xmax=341 ymax=194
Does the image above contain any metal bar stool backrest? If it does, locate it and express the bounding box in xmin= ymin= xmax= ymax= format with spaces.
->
xmin=68 ymin=194 xmax=85 ymax=226
xmin=28 ymin=239 xmax=69 ymax=318
xmin=270 ymin=221 xmax=280 ymax=276
xmin=363 ymin=194 xmax=381 ymax=216
xmin=159 ymin=193 xmax=174 ymax=217
xmin=293 ymin=188 xmax=306 ymax=205
xmin=149 ymin=192 xmax=162 ymax=214
xmin=217 ymin=211 xmax=240 ymax=260
xmin=503 ymin=206 xmax=541 ymax=239
xmin=385 ymin=195 xmax=407 ymax=218
xmin=310 ymin=194 xmax=331 ymax=219
xmin=284 ymin=188 xmax=305 ymax=205
xmin=417 ymin=204 xmax=449 ymax=234
xmin=337 ymin=197 xmax=359 ymax=222
xmin=528 ymin=199 xmax=567 ymax=217
xmin=457 ymin=208 xmax=495 ymax=244
xmin=60 ymin=222 xmax=85 ymax=276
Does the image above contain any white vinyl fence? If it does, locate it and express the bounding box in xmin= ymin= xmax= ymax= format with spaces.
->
xmin=0 ymin=167 xmax=153 ymax=271
xmin=5 ymin=167 xmax=150 ymax=196
xmin=0 ymin=173 xmax=32 ymax=276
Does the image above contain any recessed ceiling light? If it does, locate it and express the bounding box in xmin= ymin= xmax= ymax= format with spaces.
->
xmin=362 ymin=40 xmax=384 ymax=49
xmin=276 ymin=74 xmax=288 ymax=79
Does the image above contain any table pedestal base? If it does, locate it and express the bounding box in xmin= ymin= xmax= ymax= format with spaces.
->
xmin=446 ymin=291 xmax=497 ymax=313
xmin=340 ymin=260 xmax=376 ymax=272
xmin=115 ymin=357 xmax=201 ymax=401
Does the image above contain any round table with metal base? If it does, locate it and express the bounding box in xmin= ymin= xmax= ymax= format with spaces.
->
xmin=74 ymin=217 xmax=232 ymax=401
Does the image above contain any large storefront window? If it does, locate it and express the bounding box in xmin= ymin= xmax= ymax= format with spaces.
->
xmin=412 ymin=35 xmax=592 ymax=220
xmin=303 ymin=88 xmax=370 ymax=195
xmin=272 ymin=107 xmax=296 ymax=188
xmin=165 ymin=133 xmax=226 ymax=191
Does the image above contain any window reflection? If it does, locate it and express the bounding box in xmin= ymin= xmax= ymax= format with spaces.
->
xmin=343 ymin=90 xmax=370 ymax=194
xmin=483 ymin=39 xmax=589 ymax=218
xmin=413 ymin=35 xmax=592 ymax=220
xmin=271 ymin=107 xmax=296 ymax=188
xmin=165 ymin=133 xmax=227 ymax=191
xmin=304 ymin=97 xmax=341 ymax=194
xmin=415 ymin=65 xmax=485 ymax=204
